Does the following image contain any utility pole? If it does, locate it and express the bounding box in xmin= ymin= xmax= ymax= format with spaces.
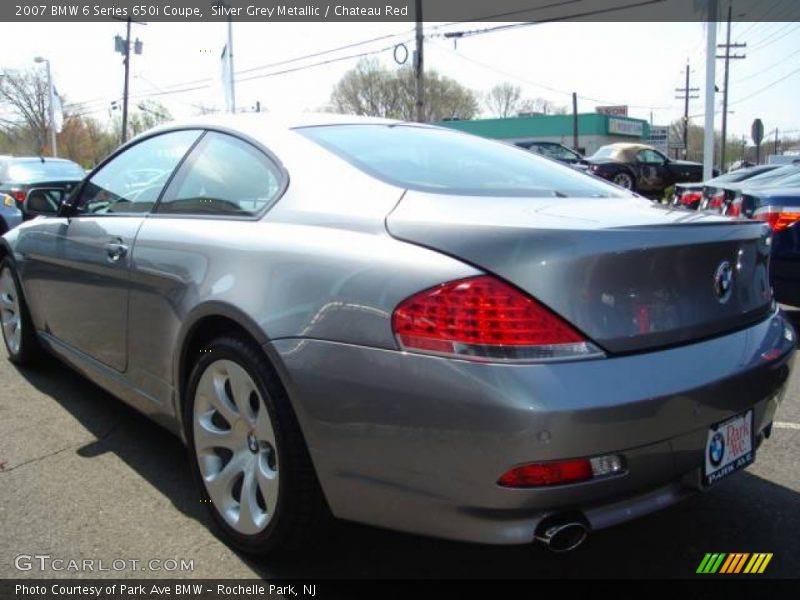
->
xmin=113 ymin=17 xmax=145 ymax=144
xmin=717 ymin=4 xmax=746 ymax=172
xmin=414 ymin=0 xmax=424 ymax=122
xmin=703 ymin=4 xmax=718 ymax=181
xmin=774 ymin=128 xmax=779 ymax=156
xmin=572 ymin=92 xmax=579 ymax=151
xmin=675 ymin=61 xmax=699 ymax=159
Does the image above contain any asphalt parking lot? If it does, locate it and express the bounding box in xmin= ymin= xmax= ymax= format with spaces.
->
xmin=1 ymin=313 xmax=799 ymax=580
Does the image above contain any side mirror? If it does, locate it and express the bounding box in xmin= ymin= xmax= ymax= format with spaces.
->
xmin=23 ymin=187 xmax=65 ymax=216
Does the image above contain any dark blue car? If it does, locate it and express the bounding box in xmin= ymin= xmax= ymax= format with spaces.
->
xmin=742 ymin=187 xmax=800 ymax=306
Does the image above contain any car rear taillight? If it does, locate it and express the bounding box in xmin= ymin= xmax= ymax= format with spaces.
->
xmin=708 ymin=190 xmax=726 ymax=211
xmin=680 ymin=191 xmax=703 ymax=206
xmin=391 ymin=275 xmax=604 ymax=362
xmin=498 ymin=455 xmax=624 ymax=487
xmin=10 ymin=189 xmax=25 ymax=205
xmin=754 ymin=206 xmax=800 ymax=232
xmin=727 ymin=195 xmax=742 ymax=217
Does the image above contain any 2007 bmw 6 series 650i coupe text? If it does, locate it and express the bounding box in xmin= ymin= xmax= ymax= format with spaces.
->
xmin=0 ymin=114 xmax=795 ymax=554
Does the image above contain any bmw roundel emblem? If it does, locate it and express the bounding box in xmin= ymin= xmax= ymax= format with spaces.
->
xmin=709 ymin=432 xmax=725 ymax=467
xmin=714 ymin=261 xmax=733 ymax=304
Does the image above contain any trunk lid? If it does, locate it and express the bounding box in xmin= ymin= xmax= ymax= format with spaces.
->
xmin=386 ymin=193 xmax=773 ymax=354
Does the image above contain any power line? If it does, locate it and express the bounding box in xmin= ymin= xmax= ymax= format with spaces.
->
xmin=732 ymin=46 xmax=800 ymax=83
xmin=430 ymin=0 xmax=667 ymax=41
xmin=749 ymin=23 xmax=800 ymax=52
xmin=730 ymin=64 xmax=800 ymax=105
xmin=732 ymin=0 xmax=786 ymax=38
xmin=431 ymin=39 xmax=671 ymax=110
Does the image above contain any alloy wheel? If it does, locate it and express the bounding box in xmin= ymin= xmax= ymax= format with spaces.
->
xmin=613 ymin=172 xmax=634 ymax=189
xmin=193 ymin=359 xmax=279 ymax=536
xmin=0 ymin=266 xmax=22 ymax=356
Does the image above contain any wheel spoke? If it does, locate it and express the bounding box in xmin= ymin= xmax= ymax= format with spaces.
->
xmin=254 ymin=404 xmax=276 ymax=448
xmin=196 ymin=367 xmax=239 ymax=426
xmin=204 ymin=453 xmax=245 ymax=510
xmin=194 ymin=414 xmax=239 ymax=451
xmin=238 ymin=463 xmax=266 ymax=534
xmin=256 ymin=458 xmax=279 ymax=514
xmin=228 ymin=363 xmax=257 ymax=423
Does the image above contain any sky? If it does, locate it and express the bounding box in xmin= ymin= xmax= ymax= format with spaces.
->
xmin=2 ymin=19 xmax=799 ymax=141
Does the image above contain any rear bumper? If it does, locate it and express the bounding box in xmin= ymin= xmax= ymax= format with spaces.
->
xmin=268 ymin=310 xmax=795 ymax=544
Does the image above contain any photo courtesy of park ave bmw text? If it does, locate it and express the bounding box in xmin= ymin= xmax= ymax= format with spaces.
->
xmin=1 ymin=0 xmax=800 ymax=594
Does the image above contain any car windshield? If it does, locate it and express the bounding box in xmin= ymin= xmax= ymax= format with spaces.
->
xmin=5 ymin=160 xmax=85 ymax=182
xmin=532 ymin=144 xmax=580 ymax=161
xmin=299 ymin=124 xmax=625 ymax=198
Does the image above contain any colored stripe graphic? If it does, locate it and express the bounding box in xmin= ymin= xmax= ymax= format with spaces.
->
xmin=699 ymin=553 xmax=773 ymax=574
xmin=744 ymin=553 xmax=773 ymax=574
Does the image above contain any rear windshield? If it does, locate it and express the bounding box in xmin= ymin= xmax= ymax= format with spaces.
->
xmin=5 ymin=160 xmax=85 ymax=182
xmin=590 ymin=146 xmax=617 ymax=159
xmin=299 ymin=124 xmax=626 ymax=198
xmin=745 ymin=165 xmax=799 ymax=185
xmin=708 ymin=166 xmax=777 ymax=184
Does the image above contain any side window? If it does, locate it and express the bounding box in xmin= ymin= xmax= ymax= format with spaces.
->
xmin=638 ymin=149 xmax=665 ymax=164
xmin=157 ymin=132 xmax=283 ymax=217
xmin=76 ymin=130 xmax=201 ymax=215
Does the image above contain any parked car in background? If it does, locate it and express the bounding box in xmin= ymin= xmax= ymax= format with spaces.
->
xmin=0 ymin=157 xmax=85 ymax=218
xmin=0 ymin=114 xmax=793 ymax=556
xmin=0 ymin=193 xmax=23 ymax=234
xmin=584 ymin=143 xmax=711 ymax=196
xmin=701 ymin=164 xmax=800 ymax=213
xmin=735 ymin=187 xmax=800 ymax=306
xmin=514 ymin=141 xmax=585 ymax=167
xmin=672 ymin=165 xmax=780 ymax=210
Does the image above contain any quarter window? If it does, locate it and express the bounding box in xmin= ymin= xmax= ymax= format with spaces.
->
xmin=157 ymin=132 xmax=283 ymax=217
xmin=76 ymin=130 xmax=201 ymax=215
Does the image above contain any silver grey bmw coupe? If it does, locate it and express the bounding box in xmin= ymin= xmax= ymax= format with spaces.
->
xmin=0 ymin=114 xmax=795 ymax=554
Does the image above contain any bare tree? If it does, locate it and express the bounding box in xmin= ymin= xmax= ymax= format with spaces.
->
xmin=0 ymin=68 xmax=50 ymax=154
xmin=484 ymin=82 xmax=568 ymax=117
xmin=329 ymin=59 xmax=479 ymax=122
xmin=484 ymin=83 xmax=523 ymax=118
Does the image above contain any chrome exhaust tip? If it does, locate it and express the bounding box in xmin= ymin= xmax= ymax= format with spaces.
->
xmin=534 ymin=520 xmax=589 ymax=553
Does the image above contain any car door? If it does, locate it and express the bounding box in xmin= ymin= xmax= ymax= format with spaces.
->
xmin=636 ymin=149 xmax=670 ymax=193
xmin=28 ymin=129 xmax=201 ymax=371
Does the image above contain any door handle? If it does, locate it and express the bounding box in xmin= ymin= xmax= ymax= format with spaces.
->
xmin=106 ymin=240 xmax=128 ymax=263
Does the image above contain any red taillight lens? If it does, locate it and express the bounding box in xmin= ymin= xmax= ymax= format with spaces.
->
xmin=498 ymin=460 xmax=593 ymax=487
xmin=498 ymin=455 xmax=625 ymax=487
xmin=680 ymin=191 xmax=702 ymax=206
xmin=754 ymin=207 xmax=800 ymax=232
xmin=727 ymin=197 xmax=742 ymax=217
xmin=10 ymin=189 xmax=25 ymax=205
xmin=391 ymin=275 xmax=602 ymax=361
xmin=709 ymin=191 xmax=725 ymax=210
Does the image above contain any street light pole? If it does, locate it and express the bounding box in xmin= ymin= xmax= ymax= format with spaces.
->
xmin=121 ymin=17 xmax=132 ymax=143
xmin=34 ymin=57 xmax=57 ymax=157
xmin=227 ymin=13 xmax=235 ymax=113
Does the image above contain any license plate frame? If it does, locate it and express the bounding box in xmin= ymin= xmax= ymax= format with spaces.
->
xmin=703 ymin=410 xmax=754 ymax=487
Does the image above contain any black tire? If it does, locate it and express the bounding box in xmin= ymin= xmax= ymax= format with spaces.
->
xmin=183 ymin=334 xmax=328 ymax=555
xmin=0 ymin=257 xmax=42 ymax=365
